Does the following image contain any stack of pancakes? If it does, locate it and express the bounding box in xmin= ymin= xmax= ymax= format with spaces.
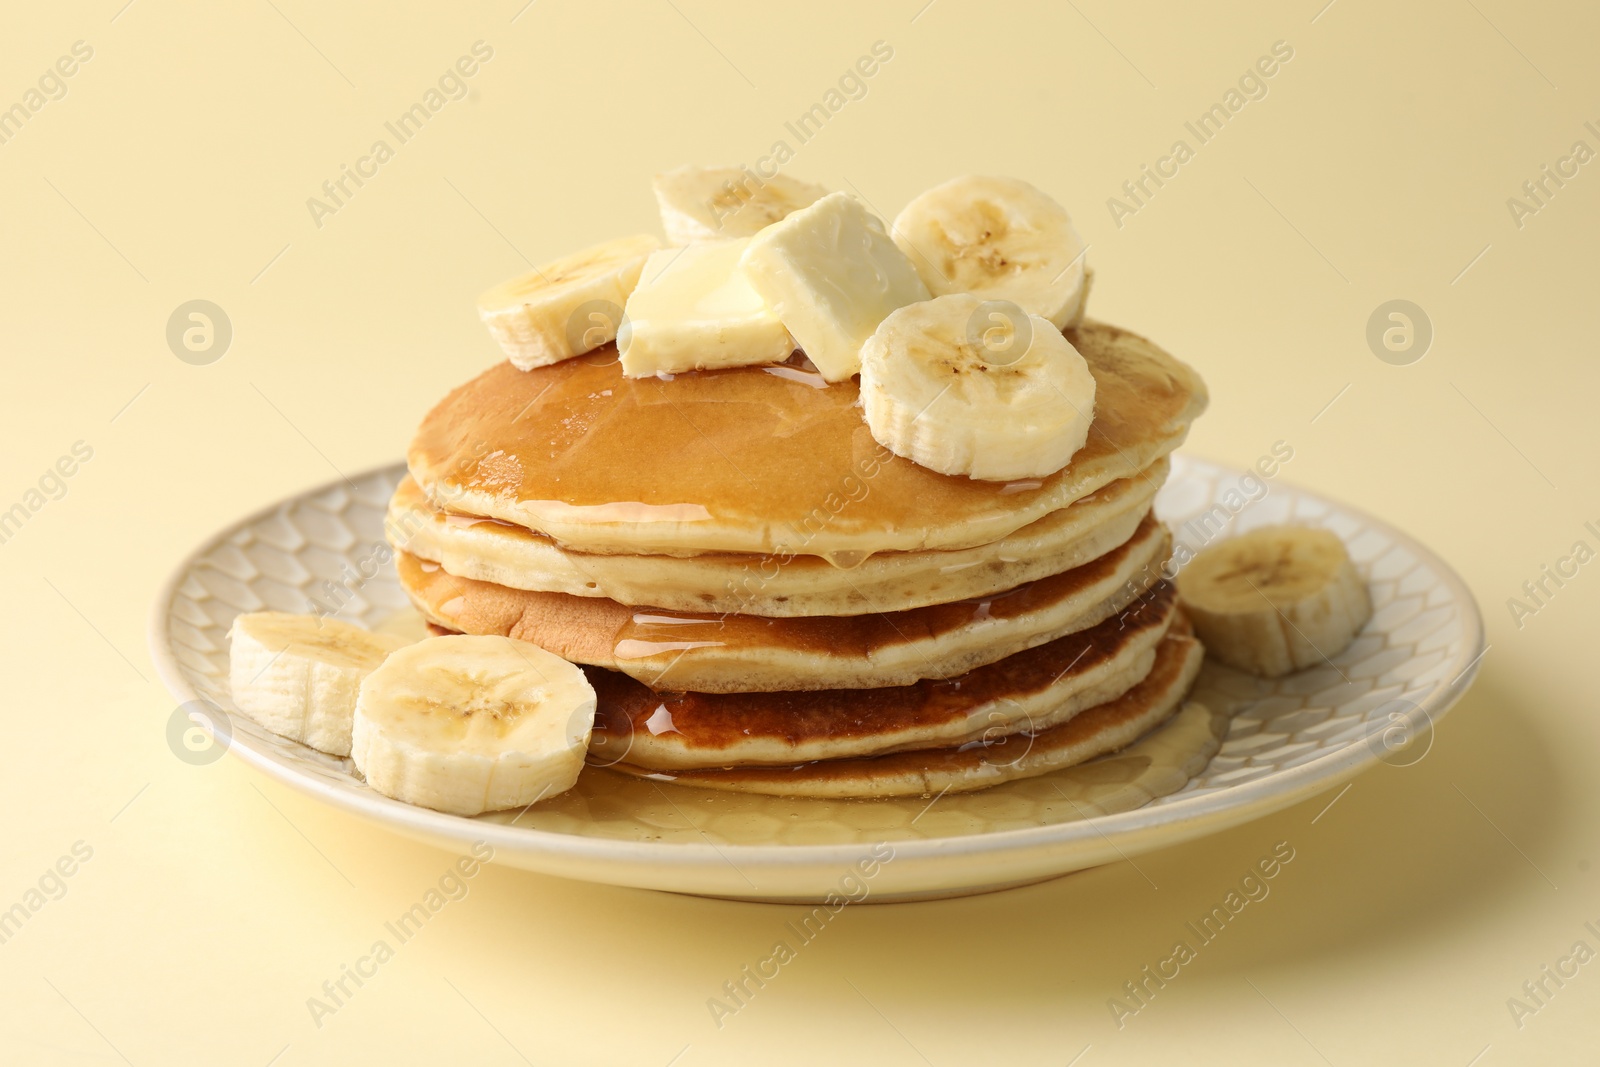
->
xmin=388 ymin=321 xmax=1208 ymax=798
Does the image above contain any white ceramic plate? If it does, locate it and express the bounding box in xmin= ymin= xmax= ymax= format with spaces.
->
xmin=149 ymin=456 xmax=1484 ymax=903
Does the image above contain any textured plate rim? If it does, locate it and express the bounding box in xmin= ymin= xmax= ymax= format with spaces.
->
xmin=147 ymin=457 xmax=1486 ymax=874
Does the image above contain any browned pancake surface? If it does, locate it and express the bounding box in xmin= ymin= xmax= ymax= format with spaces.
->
xmin=623 ymin=618 xmax=1203 ymax=795
xmin=397 ymin=514 xmax=1165 ymax=665
xmin=588 ymin=583 xmax=1177 ymax=749
xmin=408 ymin=322 xmax=1206 ymax=554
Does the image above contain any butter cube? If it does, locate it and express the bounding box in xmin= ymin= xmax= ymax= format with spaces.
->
xmin=618 ymin=238 xmax=796 ymax=378
xmin=739 ymin=192 xmax=930 ymax=382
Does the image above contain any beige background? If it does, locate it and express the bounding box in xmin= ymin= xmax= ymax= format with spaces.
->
xmin=2 ymin=0 xmax=1597 ymax=1063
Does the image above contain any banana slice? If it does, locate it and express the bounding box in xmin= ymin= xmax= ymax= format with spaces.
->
xmin=859 ymin=293 xmax=1096 ymax=481
xmin=477 ymin=234 xmax=659 ymax=370
xmin=654 ymin=164 xmax=828 ymax=244
xmin=351 ymin=634 xmax=596 ymax=815
xmin=228 ymin=612 xmax=410 ymax=757
xmin=1176 ymin=525 xmax=1372 ymax=678
xmin=892 ymin=176 xmax=1089 ymax=329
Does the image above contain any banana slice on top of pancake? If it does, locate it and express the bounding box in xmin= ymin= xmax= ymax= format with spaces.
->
xmin=351 ymin=634 xmax=596 ymax=815
xmin=892 ymin=175 xmax=1090 ymax=329
xmin=653 ymin=164 xmax=829 ymax=244
xmin=477 ymin=234 xmax=659 ymax=370
xmin=860 ymin=293 xmax=1096 ymax=481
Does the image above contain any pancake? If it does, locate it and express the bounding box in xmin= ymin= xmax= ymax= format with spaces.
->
xmin=397 ymin=513 xmax=1172 ymax=692
xmin=505 ymin=697 xmax=1227 ymax=844
xmin=408 ymin=320 xmax=1206 ymax=557
xmin=609 ymin=621 xmax=1205 ymax=797
xmin=588 ymin=584 xmax=1179 ymax=769
xmin=387 ymin=459 xmax=1166 ymax=617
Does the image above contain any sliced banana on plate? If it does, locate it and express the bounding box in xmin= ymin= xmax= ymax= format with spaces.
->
xmin=859 ymin=292 xmax=1096 ymax=481
xmin=351 ymin=634 xmax=596 ymax=816
xmin=477 ymin=234 xmax=659 ymax=370
xmin=1176 ymin=525 xmax=1372 ymax=678
xmin=228 ymin=612 xmax=410 ymax=757
xmin=654 ymin=164 xmax=829 ymax=244
xmin=892 ymin=175 xmax=1089 ymax=329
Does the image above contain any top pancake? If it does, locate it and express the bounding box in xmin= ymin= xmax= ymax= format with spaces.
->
xmin=409 ymin=320 xmax=1206 ymax=557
